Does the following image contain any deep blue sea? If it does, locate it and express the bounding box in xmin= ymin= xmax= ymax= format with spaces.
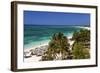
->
xmin=24 ymin=25 xmax=85 ymax=49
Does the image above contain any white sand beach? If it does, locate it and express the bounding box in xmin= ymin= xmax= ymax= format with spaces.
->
xmin=67 ymin=36 xmax=75 ymax=50
xmin=24 ymin=43 xmax=48 ymax=62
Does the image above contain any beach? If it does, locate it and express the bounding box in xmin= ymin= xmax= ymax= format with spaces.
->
xmin=24 ymin=42 xmax=48 ymax=62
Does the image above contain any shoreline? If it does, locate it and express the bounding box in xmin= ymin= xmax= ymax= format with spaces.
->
xmin=24 ymin=35 xmax=73 ymax=52
xmin=24 ymin=42 xmax=48 ymax=52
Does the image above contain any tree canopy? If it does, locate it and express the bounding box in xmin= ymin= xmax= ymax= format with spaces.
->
xmin=72 ymin=29 xmax=90 ymax=42
xmin=72 ymin=29 xmax=90 ymax=59
xmin=41 ymin=32 xmax=70 ymax=61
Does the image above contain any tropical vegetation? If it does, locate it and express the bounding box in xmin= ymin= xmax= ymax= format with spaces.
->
xmin=41 ymin=32 xmax=71 ymax=61
xmin=41 ymin=29 xmax=90 ymax=61
xmin=72 ymin=29 xmax=90 ymax=59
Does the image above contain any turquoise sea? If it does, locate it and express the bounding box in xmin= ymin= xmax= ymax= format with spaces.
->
xmin=24 ymin=25 xmax=86 ymax=49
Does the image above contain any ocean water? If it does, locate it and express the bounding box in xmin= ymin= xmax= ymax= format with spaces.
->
xmin=24 ymin=25 xmax=84 ymax=49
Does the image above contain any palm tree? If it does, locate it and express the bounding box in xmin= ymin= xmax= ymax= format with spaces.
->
xmin=41 ymin=32 xmax=70 ymax=61
xmin=72 ymin=29 xmax=90 ymax=59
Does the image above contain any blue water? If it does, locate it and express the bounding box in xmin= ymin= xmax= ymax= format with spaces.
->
xmin=24 ymin=25 xmax=83 ymax=49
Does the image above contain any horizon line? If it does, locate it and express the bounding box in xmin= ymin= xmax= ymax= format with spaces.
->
xmin=24 ymin=24 xmax=90 ymax=26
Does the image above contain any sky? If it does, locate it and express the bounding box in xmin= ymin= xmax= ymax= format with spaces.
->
xmin=24 ymin=11 xmax=90 ymax=26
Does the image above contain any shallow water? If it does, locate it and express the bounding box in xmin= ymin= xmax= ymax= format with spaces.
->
xmin=24 ymin=25 xmax=86 ymax=49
